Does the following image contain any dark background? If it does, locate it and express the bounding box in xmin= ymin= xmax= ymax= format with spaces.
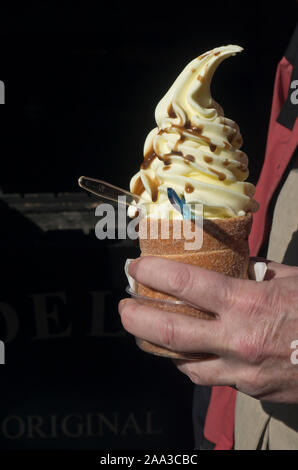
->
xmin=0 ymin=1 xmax=297 ymax=192
xmin=0 ymin=0 xmax=297 ymax=451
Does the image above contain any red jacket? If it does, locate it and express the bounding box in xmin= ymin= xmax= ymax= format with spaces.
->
xmin=203 ymin=25 xmax=298 ymax=450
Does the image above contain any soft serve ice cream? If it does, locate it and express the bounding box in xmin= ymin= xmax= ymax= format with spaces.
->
xmin=129 ymin=45 xmax=259 ymax=219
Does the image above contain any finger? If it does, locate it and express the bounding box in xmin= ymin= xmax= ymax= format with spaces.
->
xmin=118 ymin=298 xmax=223 ymax=355
xmin=128 ymin=256 xmax=258 ymax=317
xmin=173 ymin=357 xmax=235 ymax=387
xmin=249 ymin=257 xmax=298 ymax=281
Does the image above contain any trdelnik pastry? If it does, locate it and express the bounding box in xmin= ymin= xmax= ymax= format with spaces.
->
xmin=129 ymin=45 xmax=258 ymax=220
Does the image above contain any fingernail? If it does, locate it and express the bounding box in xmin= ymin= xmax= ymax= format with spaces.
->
xmin=128 ymin=257 xmax=141 ymax=278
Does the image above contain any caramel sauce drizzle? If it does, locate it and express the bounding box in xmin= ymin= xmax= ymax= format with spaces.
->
xmin=137 ymin=145 xmax=160 ymax=200
xmin=137 ymin=97 xmax=234 ymax=202
xmin=236 ymin=135 xmax=243 ymax=146
xmin=174 ymin=132 xmax=186 ymax=151
xmin=163 ymin=157 xmax=172 ymax=165
xmin=167 ymin=102 xmax=177 ymax=118
xmin=167 ymin=102 xmax=184 ymax=126
xmin=141 ymin=150 xmax=157 ymax=169
xmin=147 ymin=175 xmax=159 ymax=202
xmin=209 ymin=142 xmax=217 ymax=152
xmin=239 ymin=163 xmax=248 ymax=172
xmin=244 ymin=184 xmax=252 ymax=197
xmin=198 ymin=52 xmax=209 ymax=60
xmin=185 ymin=183 xmax=195 ymax=193
xmin=133 ymin=176 xmax=145 ymax=196
xmin=159 ymin=122 xmax=213 ymax=153
xmin=228 ymin=132 xmax=235 ymax=144
xmin=209 ymin=167 xmax=226 ymax=181
xmin=183 ymin=126 xmax=216 ymax=152
xmin=185 ymin=122 xmax=204 ymax=135
xmin=184 ymin=154 xmax=195 ymax=162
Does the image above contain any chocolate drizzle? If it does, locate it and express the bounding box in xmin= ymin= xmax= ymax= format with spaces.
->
xmin=236 ymin=135 xmax=243 ymax=146
xmin=244 ymin=184 xmax=252 ymax=197
xmin=141 ymin=143 xmax=157 ymax=170
xmin=184 ymin=154 xmax=195 ymax=163
xmin=185 ymin=122 xmax=204 ymax=135
xmin=198 ymin=52 xmax=209 ymax=60
xmin=239 ymin=163 xmax=248 ymax=172
xmin=185 ymin=183 xmax=194 ymax=193
xmin=130 ymin=46 xmax=253 ymax=215
xmin=228 ymin=132 xmax=235 ymax=144
xmin=138 ymin=146 xmax=159 ymax=200
xmin=174 ymin=133 xmax=186 ymax=151
xmin=133 ymin=176 xmax=145 ymax=196
xmin=167 ymin=102 xmax=177 ymax=118
xmin=209 ymin=167 xmax=226 ymax=181
xmin=163 ymin=156 xmax=172 ymax=165
xmin=141 ymin=151 xmax=157 ymax=169
xmin=147 ymin=175 xmax=159 ymax=202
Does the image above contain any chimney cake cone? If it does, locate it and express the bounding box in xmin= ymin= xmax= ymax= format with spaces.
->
xmin=134 ymin=213 xmax=252 ymax=359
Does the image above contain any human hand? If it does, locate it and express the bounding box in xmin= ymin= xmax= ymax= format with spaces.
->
xmin=118 ymin=256 xmax=298 ymax=403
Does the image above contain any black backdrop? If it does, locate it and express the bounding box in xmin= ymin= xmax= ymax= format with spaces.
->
xmin=0 ymin=0 xmax=297 ymax=451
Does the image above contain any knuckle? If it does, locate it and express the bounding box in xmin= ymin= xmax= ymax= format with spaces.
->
xmin=187 ymin=366 xmax=214 ymax=386
xmin=167 ymin=265 xmax=191 ymax=296
xmin=232 ymin=332 xmax=265 ymax=365
xmin=159 ymin=316 xmax=176 ymax=348
xmin=188 ymin=372 xmax=203 ymax=385
xmin=188 ymin=372 xmax=212 ymax=386
xmin=265 ymin=281 xmax=283 ymax=314
xmin=245 ymin=285 xmax=267 ymax=318
xmin=223 ymin=277 xmax=237 ymax=306
xmin=228 ymin=280 xmax=264 ymax=317
xmin=236 ymin=366 xmax=267 ymax=397
xmin=232 ymin=285 xmax=284 ymax=365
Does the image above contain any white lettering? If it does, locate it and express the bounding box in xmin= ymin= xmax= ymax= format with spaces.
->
xmin=95 ymin=204 xmax=116 ymax=239
xmin=291 ymin=339 xmax=298 ymax=365
xmin=290 ymin=79 xmax=298 ymax=105
xmin=0 ymin=341 xmax=4 ymax=364
xmin=0 ymin=81 xmax=4 ymax=104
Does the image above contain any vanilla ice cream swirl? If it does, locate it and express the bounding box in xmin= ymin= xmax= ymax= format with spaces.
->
xmin=129 ymin=45 xmax=259 ymax=219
